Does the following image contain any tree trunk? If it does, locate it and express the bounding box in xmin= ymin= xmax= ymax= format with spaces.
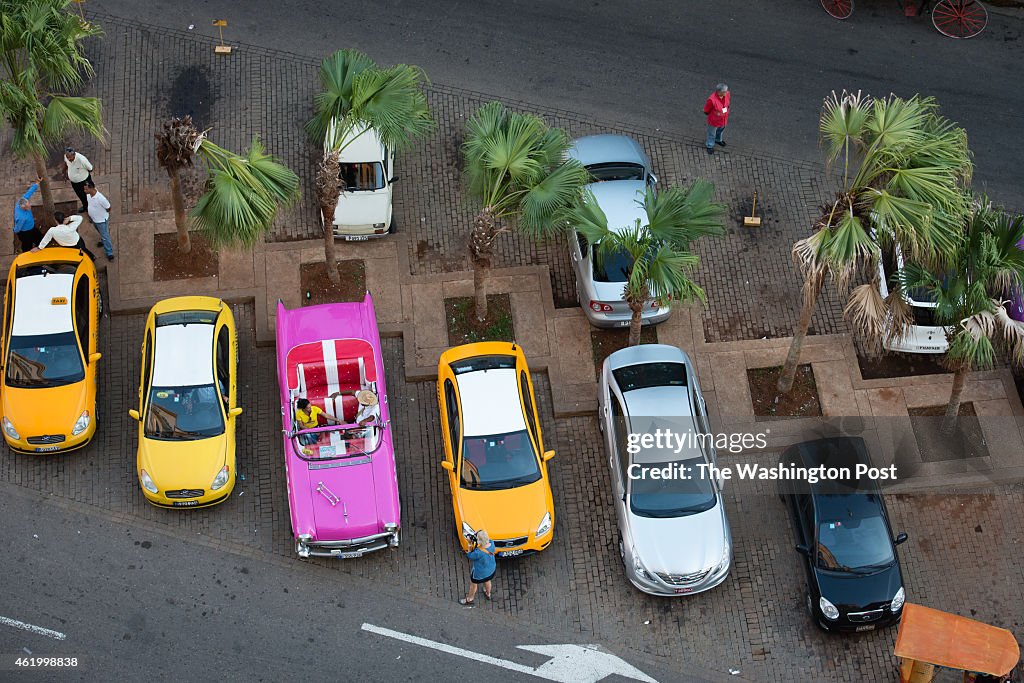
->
xmin=168 ymin=166 xmax=191 ymax=254
xmin=469 ymin=209 xmax=498 ymax=322
xmin=473 ymin=258 xmax=490 ymax=322
xmin=628 ymin=303 xmax=644 ymax=346
xmin=33 ymin=154 xmax=55 ymax=223
xmin=778 ymin=277 xmax=822 ymax=393
xmin=322 ymin=208 xmax=341 ymax=286
xmin=940 ymin=366 xmax=967 ymax=437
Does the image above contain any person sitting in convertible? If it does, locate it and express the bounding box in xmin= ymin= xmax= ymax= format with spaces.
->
xmin=295 ymin=397 xmax=342 ymax=455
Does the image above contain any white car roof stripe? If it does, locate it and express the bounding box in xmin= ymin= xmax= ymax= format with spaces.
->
xmin=151 ymin=323 xmax=215 ymax=387
xmin=11 ymin=274 xmax=75 ymax=337
xmin=456 ymin=368 xmax=528 ymax=436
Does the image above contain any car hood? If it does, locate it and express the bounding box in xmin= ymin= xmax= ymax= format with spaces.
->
xmin=333 ymin=189 xmax=391 ymax=226
xmin=458 ymin=479 xmax=551 ymax=540
xmin=816 ymin=562 xmax=903 ymax=611
xmin=299 ymin=459 xmax=383 ymax=541
xmin=3 ymin=382 xmax=90 ymax=437
xmin=139 ymin=434 xmax=228 ymax=491
xmin=629 ymin=499 xmax=729 ymax=574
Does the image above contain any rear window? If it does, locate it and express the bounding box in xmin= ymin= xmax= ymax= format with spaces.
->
xmin=450 ymin=354 xmax=516 ymax=375
xmin=612 ymin=362 xmax=686 ymax=393
xmin=585 ymin=162 xmax=645 ymax=182
xmin=156 ymin=310 xmax=217 ymax=327
xmin=911 ymin=305 xmax=937 ymax=327
xmin=16 ymin=263 xmax=79 ymax=278
xmin=592 ymin=244 xmax=633 ymax=283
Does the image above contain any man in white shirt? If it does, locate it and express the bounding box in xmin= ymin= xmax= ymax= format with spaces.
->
xmin=61 ymin=147 xmax=94 ymax=213
xmin=32 ymin=211 xmax=95 ymax=260
xmin=84 ymin=183 xmax=114 ymax=260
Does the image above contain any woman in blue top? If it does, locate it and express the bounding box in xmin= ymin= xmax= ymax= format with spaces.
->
xmin=459 ymin=529 xmax=496 ymax=607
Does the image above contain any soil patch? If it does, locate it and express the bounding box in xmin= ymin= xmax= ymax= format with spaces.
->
xmin=590 ymin=327 xmax=657 ymax=378
xmin=445 ymin=294 xmax=514 ymax=345
xmin=167 ymin=65 xmax=214 ymax=127
xmin=299 ymin=260 xmax=366 ymax=306
xmin=153 ymin=232 xmax=218 ymax=281
xmin=857 ymin=350 xmax=948 ymax=380
xmin=908 ymin=402 xmax=988 ymax=462
xmin=748 ymin=364 xmax=822 ymax=418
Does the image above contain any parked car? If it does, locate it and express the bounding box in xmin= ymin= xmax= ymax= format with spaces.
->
xmin=129 ymin=297 xmax=240 ymax=508
xmin=566 ymin=134 xmax=669 ymax=328
xmin=780 ymin=437 xmax=908 ymax=633
xmin=276 ymin=294 xmax=400 ymax=558
xmin=877 ymin=242 xmax=948 ymax=353
xmin=325 ymin=121 xmax=396 ymax=240
xmin=2 ymin=248 xmax=101 ymax=454
xmin=598 ymin=343 xmax=731 ymax=595
xmin=436 ymin=342 xmax=555 ymax=557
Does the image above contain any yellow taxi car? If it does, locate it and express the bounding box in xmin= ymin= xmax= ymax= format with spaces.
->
xmin=2 ymin=248 xmax=101 ymax=453
xmin=437 ymin=342 xmax=555 ymax=557
xmin=129 ymin=297 xmax=241 ymax=508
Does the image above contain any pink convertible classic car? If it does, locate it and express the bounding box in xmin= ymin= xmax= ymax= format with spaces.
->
xmin=276 ymin=295 xmax=400 ymax=558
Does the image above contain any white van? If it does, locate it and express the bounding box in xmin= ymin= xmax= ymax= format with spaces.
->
xmin=877 ymin=243 xmax=949 ymax=354
xmin=325 ymin=122 xmax=396 ymax=240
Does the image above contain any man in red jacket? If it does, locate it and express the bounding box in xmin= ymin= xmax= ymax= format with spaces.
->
xmin=703 ymin=83 xmax=731 ymax=155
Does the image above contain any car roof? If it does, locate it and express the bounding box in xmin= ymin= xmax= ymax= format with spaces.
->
xmin=331 ymin=122 xmax=384 ymax=163
xmin=568 ymin=134 xmax=649 ymax=169
xmin=152 ymin=322 xmax=215 ymax=387
xmin=11 ymin=273 xmax=75 ymax=336
xmin=588 ymin=180 xmax=647 ymax=235
xmin=454 ymin=368 xmax=526 ymax=437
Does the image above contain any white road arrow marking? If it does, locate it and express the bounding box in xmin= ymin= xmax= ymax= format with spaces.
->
xmin=0 ymin=615 xmax=66 ymax=640
xmin=361 ymin=623 xmax=657 ymax=683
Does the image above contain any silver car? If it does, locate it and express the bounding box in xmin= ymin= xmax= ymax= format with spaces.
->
xmin=566 ymin=134 xmax=670 ymax=328
xmin=598 ymin=344 xmax=732 ymax=596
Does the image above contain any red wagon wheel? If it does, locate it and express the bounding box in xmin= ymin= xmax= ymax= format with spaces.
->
xmin=931 ymin=0 xmax=988 ymax=38
xmin=821 ymin=0 xmax=854 ymax=19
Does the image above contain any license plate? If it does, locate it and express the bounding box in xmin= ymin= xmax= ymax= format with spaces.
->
xmin=674 ymin=587 xmax=693 ymax=594
xmin=344 ymin=235 xmax=370 ymax=241
xmin=335 ymin=550 xmax=364 ymax=559
xmin=615 ymin=320 xmax=630 ymax=327
xmin=35 ymin=446 xmax=62 ymax=452
xmin=172 ymin=500 xmax=199 ymax=507
xmin=499 ymin=549 xmax=524 ymax=557
xmin=855 ymin=624 xmax=875 ymax=632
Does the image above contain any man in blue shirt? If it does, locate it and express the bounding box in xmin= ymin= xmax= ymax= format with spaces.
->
xmin=459 ymin=529 xmax=496 ymax=607
xmin=13 ymin=179 xmax=42 ymax=252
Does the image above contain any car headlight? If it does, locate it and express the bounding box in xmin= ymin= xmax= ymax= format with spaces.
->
xmin=632 ymin=549 xmax=652 ymax=580
xmin=714 ymin=545 xmax=731 ymax=573
xmin=71 ymin=411 xmax=91 ymax=436
xmin=210 ymin=466 xmax=230 ymax=491
xmin=2 ymin=417 xmax=20 ymax=440
xmin=140 ymin=469 xmax=158 ymax=494
xmin=536 ymin=513 xmax=552 ymax=537
xmin=891 ymin=587 xmax=905 ymax=612
xmin=819 ymin=596 xmax=840 ymax=620
xmin=461 ymin=521 xmax=475 ymax=539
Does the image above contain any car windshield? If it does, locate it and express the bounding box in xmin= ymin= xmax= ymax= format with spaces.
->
xmin=612 ymin=362 xmax=686 ymax=392
xmin=629 ymin=458 xmax=717 ymax=518
xmin=339 ymin=162 xmax=385 ymax=191
xmin=592 ymin=243 xmax=633 ymax=283
xmin=293 ymin=422 xmax=385 ymax=461
xmin=5 ymin=332 xmax=84 ymax=388
xmin=460 ymin=429 xmax=541 ymax=490
xmin=816 ymin=514 xmax=895 ymax=573
xmin=585 ymin=162 xmax=645 ymax=182
xmin=145 ymin=384 xmax=225 ymax=440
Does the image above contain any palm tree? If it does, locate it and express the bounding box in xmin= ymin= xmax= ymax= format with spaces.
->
xmin=849 ymin=202 xmax=1024 ymax=435
xmin=462 ymin=102 xmax=590 ymax=320
xmin=0 ymin=0 xmax=104 ymax=220
xmin=778 ymin=90 xmax=973 ymax=393
xmin=155 ymin=116 xmax=300 ymax=253
xmin=307 ymin=49 xmax=434 ymax=285
xmin=562 ymin=183 xmax=726 ymax=346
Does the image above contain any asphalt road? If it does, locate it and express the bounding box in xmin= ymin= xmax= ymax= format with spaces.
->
xmin=90 ymin=0 xmax=1024 ymax=208
xmin=0 ymin=484 xmax=709 ymax=683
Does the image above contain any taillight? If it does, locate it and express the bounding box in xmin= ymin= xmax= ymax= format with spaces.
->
xmin=589 ymin=300 xmax=614 ymax=313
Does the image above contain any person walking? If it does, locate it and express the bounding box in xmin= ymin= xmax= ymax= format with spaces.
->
xmin=62 ymin=147 xmax=94 ymax=213
xmin=459 ymin=529 xmax=496 ymax=608
xmin=13 ymin=178 xmax=43 ymax=252
xmin=703 ymin=84 xmax=731 ymax=155
xmin=33 ymin=211 xmax=96 ymax=260
xmin=84 ymin=182 xmax=115 ymax=260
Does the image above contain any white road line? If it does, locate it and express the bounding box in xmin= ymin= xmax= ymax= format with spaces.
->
xmin=0 ymin=616 xmax=66 ymax=640
xmin=361 ymin=623 xmax=535 ymax=676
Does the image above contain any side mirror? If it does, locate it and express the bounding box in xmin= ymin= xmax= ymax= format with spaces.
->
xmin=440 ymin=460 xmax=454 ymax=472
xmin=543 ymin=450 xmax=555 ymax=462
xmin=89 ymin=352 xmax=102 ymax=363
xmin=894 ymin=533 xmax=908 ymax=545
xmin=648 ymin=172 xmax=659 ymax=186
xmin=229 ymin=407 xmax=243 ymax=417
xmin=389 ymin=176 xmax=400 ymax=184
xmin=128 ymin=409 xmax=140 ymax=421
xmin=794 ymin=544 xmax=809 ymax=556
